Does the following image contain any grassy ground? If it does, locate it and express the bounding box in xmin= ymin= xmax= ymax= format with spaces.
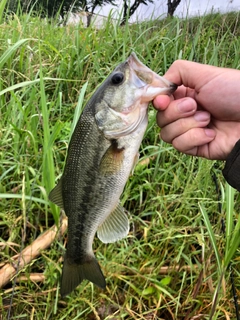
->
xmin=0 ymin=5 xmax=240 ymax=319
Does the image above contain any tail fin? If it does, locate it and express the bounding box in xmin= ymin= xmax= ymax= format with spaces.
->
xmin=60 ymin=255 xmax=106 ymax=297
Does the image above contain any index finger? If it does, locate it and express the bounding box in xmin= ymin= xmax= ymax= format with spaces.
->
xmin=164 ymin=60 xmax=221 ymax=90
xmin=153 ymin=85 xmax=195 ymax=111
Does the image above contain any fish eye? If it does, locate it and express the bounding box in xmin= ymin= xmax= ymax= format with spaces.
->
xmin=111 ymin=72 xmax=124 ymax=85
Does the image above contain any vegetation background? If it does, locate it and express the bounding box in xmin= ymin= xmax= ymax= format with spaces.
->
xmin=0 ymin=0 xmax=240 ymax=319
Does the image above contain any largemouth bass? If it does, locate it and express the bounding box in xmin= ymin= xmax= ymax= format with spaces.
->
xmin=49 ymin=53 xmax=177 ymax=297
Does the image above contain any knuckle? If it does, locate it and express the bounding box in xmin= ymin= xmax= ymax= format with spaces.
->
xmin=160 ymin=129 xmax=171 ymax=143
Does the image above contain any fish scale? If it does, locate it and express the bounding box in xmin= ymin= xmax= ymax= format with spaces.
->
xmin=49 ymin=52 xmax=177 ymax=296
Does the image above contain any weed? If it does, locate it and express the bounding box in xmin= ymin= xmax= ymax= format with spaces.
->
xmin=0 ymin=7 xmax=240 ymax=320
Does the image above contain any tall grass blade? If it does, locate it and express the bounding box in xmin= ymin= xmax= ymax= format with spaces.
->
xmin=39 ymin=57 xmax=59 ymax=224
xmin=70 ymin=81 xmax=88 ymax=137
xmin=209 ymin=271 xmax=225 ymax=320
xmin=199 ymin=202 xmax=222 ymax=273
xmin=224 ymin=183 xmax=240 ymax=267
xmin=0 ymin=77 xmax=74 ymax=96
xmin=0 ymin=193 xmax=49 ymax=205
xmin=224 ymin=183 xmax=235 ymax=261
xmin=225 ymin=213 xmax=240 ymax=267
xmin=0 ymin=0 xmax=7 ymax=23
xmin=0 ymin=39 xmax=30 ymax=69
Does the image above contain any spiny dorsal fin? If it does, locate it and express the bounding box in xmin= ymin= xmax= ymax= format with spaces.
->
xmin=97 ymin=203 xmax=129 ymax=243
xmin=48 ymin=177 xmax=64 ymax=209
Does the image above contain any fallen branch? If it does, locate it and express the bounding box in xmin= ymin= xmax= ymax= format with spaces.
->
xmin=0 ymin=217 xmax=68 ymax=289
xmin=0 ymin=217 xmax=199 ymax=289
xmin=13 ymin=264 xmax=198 ymax=284
xmin=15 ymin=273 xmax=46 ymax=283
xmin=110 ymin=261 xmax=199 ymax=276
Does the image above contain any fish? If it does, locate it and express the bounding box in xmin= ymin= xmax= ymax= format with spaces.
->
xmin=49 ymin=53 xmax=177 ymax=297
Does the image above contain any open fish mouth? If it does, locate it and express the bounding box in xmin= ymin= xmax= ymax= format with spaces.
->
xmin=101 ymin=53 xmax=177 ymax=139
xmin=127 ymin=52 xmax=177 ymax=97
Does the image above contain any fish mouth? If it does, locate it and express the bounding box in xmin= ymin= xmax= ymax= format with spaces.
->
xmin=169 ymin=82 xmax=178 ymax=93
xmin=127 ymin=52 xmax=177 ymax=97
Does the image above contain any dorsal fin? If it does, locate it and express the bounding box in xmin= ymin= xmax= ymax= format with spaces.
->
xmin=48 ymin=177 xmax=64 ymax=209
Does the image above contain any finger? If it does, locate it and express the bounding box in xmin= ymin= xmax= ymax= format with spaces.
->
xmin=153 ymin=86 xmax=194 ymax=110
xmin=153 ymin=86 xmax=195 ymax=110
xmin=153 ymin=95 xmax=172 ymax=111
xmin=171 ymin=127 xmax=216 ymax=155
xmin=160 ymin=111 xmax=212 ymax=143
xmin=163 ymin=60 xmax=220 ymax=90
xmin=173 ymin=86 xmax=195 ymax=100
xmin=178 ymin=145 xmax=209 ymax=158
xmin=164 ymin=61 xmax=240 ymax=120
xmin=156 ymin=97 xmax=197 ymax=128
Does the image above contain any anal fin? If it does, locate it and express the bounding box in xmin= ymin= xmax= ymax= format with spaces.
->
xmin=97 ymin=203 xmax=129 ymax=243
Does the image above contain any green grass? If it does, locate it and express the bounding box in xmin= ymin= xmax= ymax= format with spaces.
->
xmin=0 ymin=6 xmax=240 ymax=320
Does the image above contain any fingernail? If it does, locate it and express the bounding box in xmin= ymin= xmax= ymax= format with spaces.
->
xmin=194 ymin=112 xmax=210 ymax=122
xmin=177 ymin=99 xmax=195 ymax=113
xmin=204 ymin=129 xmax=215 ymax=138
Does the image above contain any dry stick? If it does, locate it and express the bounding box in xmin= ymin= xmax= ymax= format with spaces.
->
xmin=0 ymin=217 xmax=68 ymax=289
xmin=0 ymin=216 xmax=198 ymax=287
xmin=14 ymin=264 xmax=198 ymax=284
xmin=16 ymin=273 xmax=46 ymax=283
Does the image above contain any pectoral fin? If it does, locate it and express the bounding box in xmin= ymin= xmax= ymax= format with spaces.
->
xmin=97 ymin=203 xmax=129 ymax=243
xmin=99 ymin=139 xmax=125 ymax=175
xmin=131 ymin=152 xmax=139 ymax=175
xmin=49 ymin=178 xmax=64 ymax=209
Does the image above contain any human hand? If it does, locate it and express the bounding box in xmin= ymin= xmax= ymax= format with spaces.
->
xmin=153 ymin=60 xmax=240 ymax=160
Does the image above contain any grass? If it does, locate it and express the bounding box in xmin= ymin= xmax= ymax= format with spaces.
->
xmin=0 ymin=5 xmax=240 ymax=319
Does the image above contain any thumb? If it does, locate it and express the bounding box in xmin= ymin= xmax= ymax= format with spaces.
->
xmin=153 ymin=95 xmax=172 ymax=110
